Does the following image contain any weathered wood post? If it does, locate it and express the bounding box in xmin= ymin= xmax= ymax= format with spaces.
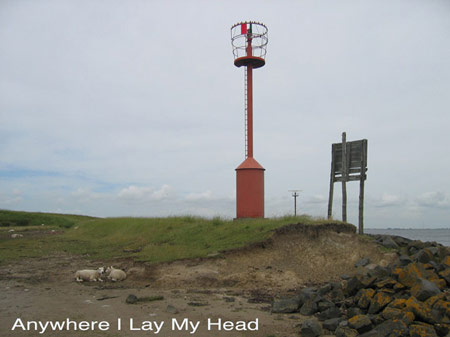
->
xmin=358 ymin=139 xmax=368 ymax=234
xmin=327 ymin=145 xmax=335 ymax=219
xmin=341 ymin=132 xmax=347 ymax=222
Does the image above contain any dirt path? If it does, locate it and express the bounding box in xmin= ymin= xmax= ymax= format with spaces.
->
xmin=0 ymin=225 xmax=395 ymax=337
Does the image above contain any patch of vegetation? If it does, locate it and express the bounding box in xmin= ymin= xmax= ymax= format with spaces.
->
xmin=0 ymin=210 xmax=94 ymax=228
xmin=0 ymin=210 xmax=343 ymax=264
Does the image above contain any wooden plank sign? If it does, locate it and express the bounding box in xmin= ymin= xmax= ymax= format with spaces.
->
xmin=327 ymin=132 xmax=368 ymax=234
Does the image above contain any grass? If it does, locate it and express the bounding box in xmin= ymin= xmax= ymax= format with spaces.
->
xmin=0 ymin=210 xmax=341 ymax=264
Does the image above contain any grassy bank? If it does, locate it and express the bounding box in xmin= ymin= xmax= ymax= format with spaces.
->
xmin=0 ymin=210 xmax=341 ymax=264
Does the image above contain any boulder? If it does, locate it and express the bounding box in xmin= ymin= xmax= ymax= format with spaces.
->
xmin=298 ymin=287 xmax=317 ymax=305
xmin=271 ymin=296 xmax=301 ymax=313
xmin=367 ymin=292 xmax=393 ymax=314
xmin=393 ymin=262 xmax=427 ymax=287
xmin=405 ymin=296 xmax=436 ymax=324
xmin=345 ymin=276 xmax=365 ymax=296
xmin=347 ymin=306 xmax=363 ymax=319
xmin=379 ymin=236 xmax=399 ymax=249
xmin=300 ymin=299 xmax=318 ymax=316
xmin=380 ymin=306 xmax=414 ymax=325
xmin=411 ymin=277 xmax=441 ymax=301
xmin=317 ymin=306 xmax=342 ymax=321
xmin=348 ymin=314 xmax=373 ymax=333
xmin=335 ymin=327 xmax=358 ymax=337
xmin=409 ymin=323 xmax=438 ymax=337
xmin=355 ymin=258 xmax=371 ymax=267
xmin=357 ymin=288 xmax=376 ymax=309
xmin=413 ymin=249 xmax=434 ymax=264
xmin=373 ymin=319 xmax=408 ymax=337
xmin=399 ymin=255 xmax=413 ymax=266
xmin=300 ymin=319 xmax=322 ymax=337
xmin=322 ymin=317 xmax=343 ymax=331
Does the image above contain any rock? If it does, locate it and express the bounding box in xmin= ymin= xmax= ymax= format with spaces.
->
xmin=348 ymin=314 xmax=373 ymax=333
xmin=300 ymin=319 xmax=322 ymax=337
xmin=379 ymin=236 xmax=399 ymax=249
xmin=381 ymin=306 xmax=414 ymax=325
xmin=317 ymin=306 xmax=342 ymax=321
xmin=356 ymin=288 xmax=376 ymax=309
xmin=367 ymin=292 xmax=393 ymax=314
xmin=271 ymin=296 xmax=301 ymax=313
xmin=405 ymin=296 xmax=436 ymax=324
xmin=317 ymin=300 xmax=335 ymax=312
xmin=399 ymin=255 xmax=413 ymax=266
xmin=355 ymin=258 xmax=371 ymax=267
xmin=393 ymin=262 xmax=427 ymax=287
xmin=300 ymin=299 xmax=318 ymax=316
xmin=126 ymin=294 xmax=138 ymax=304
xmin=375 ymin=278 xmax=397 ymax=289
xmin=330 ymin=288 xmax=345 ymax=302
xmin=358 ymin=330 xmax=380 ymax=337
xmin=392 ymin=235 xmax=412 ymax=246
xmin=322 ymin=317 xmax=343 ymax=331
xmin=347 ymin=307 xmax=362 ymax=319
xmin=411 ymin=277 xmax=442 ymax=301
xmin=413 ymin=249 xmax=434 ymax=264
xmin=368 ymin=266 xmax=391 ymax=280
xmin=345 ymin=276 xmax=365 ymax=296
xmin=335 ymin=327 xmax=358 ymax=337
xmin=298 ymin=287 xmax=318 ymax=305
xmin=373 ymin=319 xmax=408 ymax=337
xmin=439 ymin=269 xmax=450 ymax=285
xmin=166 ymin=305 xmax=178 ymax=314
xmin=409 ymin=323 xmax=438 ymax=337
xmin=319 ymin=283 xmax=332 ymax=295
xmin=341 ymin=274 xmax=351 ymax=280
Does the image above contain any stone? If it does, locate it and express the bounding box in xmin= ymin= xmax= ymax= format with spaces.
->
xmin=399 ymin=255 xmax=413 ymax=266
xmin=392 ymin=235 xmax=412 ymax=246
xmin=439 ymin=269 xmax=450 ymax=285
xmin=335 ymin=327 xmax=358 ymax=337
xmin=355 ymin=258 xmax=371 ymax=267
xmin=379 ymin=236 xmax=399 ymax=249
xmin=381 ymin=306 xmax=414 ymax=325
xmin=271 ymin=296 xmax=301 ymax=313
xmin=348 ymin=315 xmax=373 ymax=333
xmin=166 ymin=305 xmax=178 ymax=314
xmin=411 ymin=277 xmax=441 ymax=301
xmin=126 ymin=294 xmax=138 ymax=304
xmin=405 ymin=296 xmax=436 ymax=324
xmin=409 ymin=323 xmax=438 ymax=337
xmin=393 ymin=262 xmax=427 ymax=287
xmin=300 ymin=319 xmax=322 ymax=337
xmin=319 ymin=283 xmax=332 ymax=295
xmin=317 ymin=306 xmax=342 ymax=321
xmin=347 ymin=307 xmax=362 ymax=319
xmin=367 ymin=292 xmax=393 ymax=314
xmin=300 ymin=299 xmax=318 ymax=316
xmin=345 ymin=276 xmax=365 ymax=296
xmin=368 ymin=266 xmax=391 ymax=280
xmin=413 ymin=249 xmax=434 ymax=264
xmin=374 ymin=319 xmax=408 ymax=337
xmin=358 ymin=330 xmax=380 ymax=337
xmin=375 ymin=278 xmax=397 ymax=289
xmin=317 ymin=300 xmax=335 ymax=312
xmin=357 ymin=288 xmax=376 ymax=309
xmin=322 ymin=317 xmax=343 ymax=331
xmin=298 ymin=287 xmax=318 ymax=305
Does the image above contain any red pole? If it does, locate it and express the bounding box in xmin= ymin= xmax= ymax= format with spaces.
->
xmin=246 ymin=37 xmax=253 ymax=158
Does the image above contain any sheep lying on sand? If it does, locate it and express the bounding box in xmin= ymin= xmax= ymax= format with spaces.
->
xmin=105 ymin=266 xmax=127 ymax=282
xmin=75 ymin=267 xmax=105 ymax=282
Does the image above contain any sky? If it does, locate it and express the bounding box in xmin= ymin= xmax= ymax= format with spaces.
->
xmin=1 ymin=0 xmax=450 ymax=228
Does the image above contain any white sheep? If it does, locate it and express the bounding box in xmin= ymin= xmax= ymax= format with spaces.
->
xmin=11 ymin=233 xmax=23 ymax=238
xmin=105 ymin=266 xmax=127 ymax=282
xmin=75 ymin=267 xmax=105 ymax=282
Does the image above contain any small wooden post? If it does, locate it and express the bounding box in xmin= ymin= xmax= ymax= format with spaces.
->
xmin=341 ymin=132 xmax=347 ymax=222
xmin=358 ymin=140 xmax=367 ymax=234
xmin=327 ymin=144 xmax=335 ymax=219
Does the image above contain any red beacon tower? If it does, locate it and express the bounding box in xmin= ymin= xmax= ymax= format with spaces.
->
xmin=231 ymin=21 xmax=268 ymax=219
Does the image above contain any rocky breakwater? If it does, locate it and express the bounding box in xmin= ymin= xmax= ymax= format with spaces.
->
xmin=271 ymin=235 xmax=450 ymax=336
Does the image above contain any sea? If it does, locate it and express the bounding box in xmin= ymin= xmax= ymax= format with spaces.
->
xmin=365 ymin=228 xmax=450 ymax=247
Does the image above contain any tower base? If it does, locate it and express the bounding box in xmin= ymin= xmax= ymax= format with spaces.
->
xmin=236 ymin=157 xmax=265 ymax=218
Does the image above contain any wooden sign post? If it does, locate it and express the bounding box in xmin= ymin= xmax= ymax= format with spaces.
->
xmin=327 ymin=132 xmax=368 ymax=234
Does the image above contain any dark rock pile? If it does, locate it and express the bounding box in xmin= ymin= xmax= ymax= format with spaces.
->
xmin=271 ymin=236 xmax=450 ymax=336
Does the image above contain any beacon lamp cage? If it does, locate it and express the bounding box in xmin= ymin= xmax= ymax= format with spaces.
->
xmin=231 ymin=21 xmax=268 ymax=68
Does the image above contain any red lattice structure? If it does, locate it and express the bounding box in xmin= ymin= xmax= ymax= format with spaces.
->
xmin=231 ymin=22 xmax=268 ymax=219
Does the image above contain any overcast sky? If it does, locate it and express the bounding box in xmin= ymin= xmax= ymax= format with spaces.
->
xmin=1 ymin=0 xmax=450 ymax=228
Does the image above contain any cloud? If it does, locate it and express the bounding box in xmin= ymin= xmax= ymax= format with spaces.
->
xmin=151 ymin=184 xmax=174 ymax=201
xmin=71 ymin=188 xmax=100 ymax=203
xmin=117 ymin=185 xmax=154 ymax=201
xmin=416 ymin=191 xmax=450 ymax=209
xmin=0 ymin=188 xmax=23 ymax=206
xmin=185 ymin=190 xmax=213 ymax=201
xmin=371 ymin=193 xmax=406 ymax=208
